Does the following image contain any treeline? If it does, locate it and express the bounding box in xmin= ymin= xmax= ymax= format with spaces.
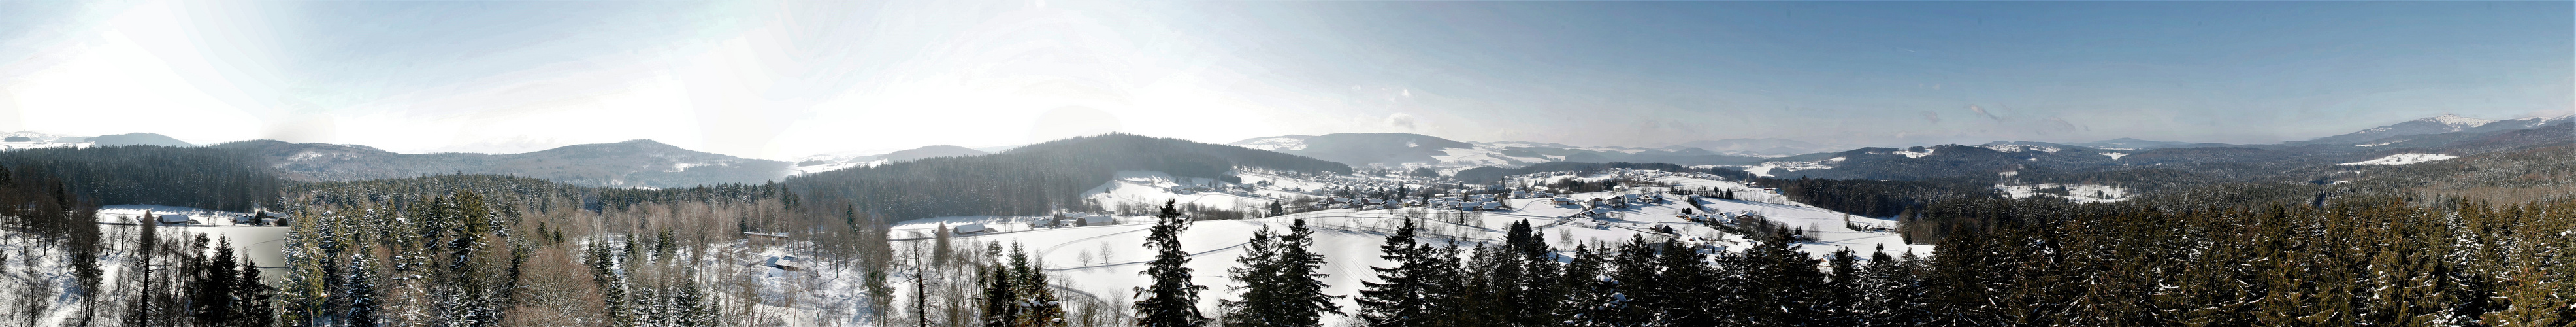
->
xmin=786 ymin=133 xmax=1349 ymax=222
xmin=0 ymin=145 xmax=282 ymax=211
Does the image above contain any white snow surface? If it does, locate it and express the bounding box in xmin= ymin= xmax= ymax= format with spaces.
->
xmin=1995 ymin=184 xmax=2132 ymax=203
xmin=1429 ymin=147 xmax=1551 ymax=167
xmin=2340 ymin=153 xmax=2458 ymax=165
xmin=2098 ymin=152 xmax=2128 ymax=160
xmin=1083 ymin=171 xmax=1286 ymax=213
xmin=1982 ymin=144 xmax=2061 ymax=153
xmin=1738 ymin=158 xmax=1840 ymax=177
xmin=2427 ymin=114 xmax=2498 ymax=130
xmin=1875 ymin=148 xmax=1936 ymax=158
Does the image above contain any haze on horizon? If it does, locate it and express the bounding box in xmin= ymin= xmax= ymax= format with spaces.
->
xmin=0 ymin=0 xmax=2566 ymax=159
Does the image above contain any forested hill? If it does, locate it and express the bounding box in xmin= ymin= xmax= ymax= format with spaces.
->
xmin=786 ymin=133 xmax=1350 ymax=221
xmin=210 ymin=139 xmax=789 ymax=189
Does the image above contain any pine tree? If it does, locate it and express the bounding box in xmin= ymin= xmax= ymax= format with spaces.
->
xmin=1133 ymin=200 xmax=1206 ymax=326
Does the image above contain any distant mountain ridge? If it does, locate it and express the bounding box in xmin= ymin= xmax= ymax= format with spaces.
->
xmin=2304 ymin=113 xmax=2571 ymax=145
xmin=1671 ymin=138 xmax=1842 ymax=156
xmin=90 ymin=133 xmax=196 ymax=147
xmin=212 ymin=139 xmax=788 ymax=188
xmin=791 ymin=145 xmax=990 ymax=175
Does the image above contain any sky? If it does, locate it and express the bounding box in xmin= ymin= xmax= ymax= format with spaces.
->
xmin=0 ymin=1 xmax=2566 ymax=159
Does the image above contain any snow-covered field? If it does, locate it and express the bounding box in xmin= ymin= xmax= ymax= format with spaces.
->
xmin=880 ymin=170 xmax=1927 ymax=324
xmin=1083 ymin=171 xmax=1288 ymax=213
xmin=2340 ymin=153 xmax=2458 ymax=165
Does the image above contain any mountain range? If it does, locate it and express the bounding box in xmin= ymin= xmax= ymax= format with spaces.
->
xmin=3 ymin=112 xmax=2562 ymax=189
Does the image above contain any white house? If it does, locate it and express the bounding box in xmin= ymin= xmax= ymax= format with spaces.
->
xmin=157 ymin=214 xmax=192 ymax=224
xmin=953 ymin=223 xmax=990 ymax=235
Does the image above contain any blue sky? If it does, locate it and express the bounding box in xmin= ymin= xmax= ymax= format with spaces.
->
xmin=0 ymin=1 xmax=2566 ymax=158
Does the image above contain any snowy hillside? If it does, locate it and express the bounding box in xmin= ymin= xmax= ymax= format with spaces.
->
xmin=2307 ymin=113 xmax=2566 ymax=145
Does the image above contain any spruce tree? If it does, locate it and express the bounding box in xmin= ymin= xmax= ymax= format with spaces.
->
xmin=127 ymin=209 xmax=159 ymax=327
xmin=982 ymin=262 xmax=1021 ymax=327
xmin=232 ymin=256 xmax=276 ymax=327
xmin=1357 ymin=218 xmax=1435 ymax=327
xmin=347 ymin=247 xmax=382 ymax=327
xmin=1556 ymin=245 xmax=1620 ymax=327
xmin=1735 ymin=228 xmax=1823 ymax=326
xmin=1133 ymin=200 xmax=1206 ymax=326
xmin=1652 ymin=239 xmax=1716 ymax=326
xmin=1821 ymin=247 xmax=1865 ymax=326
xmin=1009 ymin=243 xmax=1066 ymax=326
xmin=187 ymin=235 xmax=238 ymax=325
xmin=1221 ymin=225 xmax=1284 ymax=326
xmin=1597 ymin=236 xmax=1661 ymax=326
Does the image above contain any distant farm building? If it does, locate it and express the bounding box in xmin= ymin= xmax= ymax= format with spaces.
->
xmin=953 ymin=223 xmax=990 ymax=235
